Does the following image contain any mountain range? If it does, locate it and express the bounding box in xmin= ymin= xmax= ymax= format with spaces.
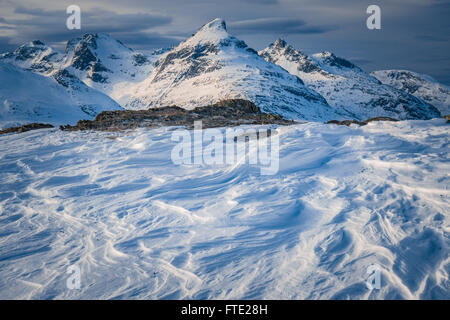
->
xmin=259 ymin=39 xmax=441 ymax=120
xmin=0 ymin=18 xmax=447 ymax=129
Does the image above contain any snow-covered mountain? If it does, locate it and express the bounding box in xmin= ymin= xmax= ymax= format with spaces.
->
xmin=0 ymin=61 xmax=121 ymax=129
xmin=371 ymin=70 xmax=450 ymax=116
xmin=0 ymin=38 xmax=126 ymax=129
xmin=0 ymin=40 xmax=62 ymax=75
xmin=1 ymin=34 xmax=161 ymax=105
xmin=0 ymin=20 xmax=445 ymax=127
xmin=60 ymin=33 xmax=160 ymax=104
xmin=122 ymin=19 xmax=339 ymax=121
xmin=259 ymin=39 xmax=441 ymax=120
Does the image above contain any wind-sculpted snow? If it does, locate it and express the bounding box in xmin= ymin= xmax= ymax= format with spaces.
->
xmin=260 ymin=40 xmax=441 ymax=120
xmin=0 ymin=119 xmax=448 ymax=299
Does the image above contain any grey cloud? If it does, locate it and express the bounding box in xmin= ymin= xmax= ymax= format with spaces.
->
xmin=105 ymin=32 xmax=182 ymax=50
xmin=414 ymin=34 xmax=448 ymax=42
xmin=228 ymin=18 xmax=337 ymax=35
xmin=14 ymin=5 xmax=58 ymax=17
xmin=6 ymin=7 xmax=172 ymax=32
xmin=0 ymin=36 xmax=16 ymax=52
xmin=0 ymin=5 xmax=174 ymax=52
xmin=241 ymin=0 xmax=278 ymax=4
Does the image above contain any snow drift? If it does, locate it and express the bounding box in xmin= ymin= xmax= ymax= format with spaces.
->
xmin=0 ymin=119 xmax=448 ymax=299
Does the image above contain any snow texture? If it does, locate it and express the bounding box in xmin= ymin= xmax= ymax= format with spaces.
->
xmin=0 ymin=119 xmax=448 ymax=299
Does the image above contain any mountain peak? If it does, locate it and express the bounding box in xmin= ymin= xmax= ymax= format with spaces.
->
xmin=313 ymin=51 xmax=360 ymax=70
xmin=262 ymin=43 xmax=441 ymax=120
xmin=0 ymin=39 xmax=61 ymax=75
xmin=27 ymin=40 xmax=46 ymax=47
xmin=273 ymin=39 xmax=288 ymax=48
xmin=200 ymin=18 xmax=227 ymax=32
xmin=319 ymin=51 xmax=333 ymax=57
xmin=183 ymin=18 xmax=231 ymax=46
xmin=66 ymin=33 xmax=131 ymax=52
xmin=259 ymin=40 xmax=325 ymax=75
xmin=372 ymin=69 xmax=449 ymax=115
xmin=14 ymin=40 xmax=49 ymax=52
xmin=267 ymin=39 xmax=306 ymax=57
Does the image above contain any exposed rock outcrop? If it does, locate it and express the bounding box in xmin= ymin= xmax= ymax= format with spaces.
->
xmin=0 ymin=123 xmax=54 ymax=135
xmin=60 ymin=99 xmax=294 ymax=131
xmin=327 ymin=117 xmax=399 ymax=126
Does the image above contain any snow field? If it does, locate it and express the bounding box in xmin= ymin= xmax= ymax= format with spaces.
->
xmin=0 ymin=119 xmax=448 ymax=299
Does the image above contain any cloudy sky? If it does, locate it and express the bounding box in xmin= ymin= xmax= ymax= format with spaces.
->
xmin=0 ymin=0 xmax=449 ymax=84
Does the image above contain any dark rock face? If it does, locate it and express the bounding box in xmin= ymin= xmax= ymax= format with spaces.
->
xmin=71 ymin=41 xmax=97 ymax=71
xmin=60 ymin=99 xmax=294 ymax=131
xmin=0 ymin=123 xmax=54 ymax=135
xmin=380 ymin=71 xmax=446 ymax=104
xmin=321 ymin=52 xmax=360 ymax=70
xmin=53 ymin=69 xmax=78 ymax=87
xmin=68 ymin=34 xmax=111 ymax=83
xmin=152 ymin=43 xmax=223 ymax=83
xmin=385 ymin=71 xmax=422 ymax=94
xmin=13 ymin=42 xmax=47 ymax=61
xmin=327 ymin=117 xmax=399 ymax=126
xmin=132 ymin=53 xmax=149 ymax=66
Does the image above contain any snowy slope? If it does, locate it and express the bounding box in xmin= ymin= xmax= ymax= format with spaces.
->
xmin=0 ymin=61 xmax=122 ymax=129
xmin=0 ymin=119 xmax=448 ymax=299
xmin=260 ymin=40 xmax=441 ymax=120
xmin=372 ymin=70 xmax=450 ymax=116
xmin=123 ymin=19 xmax=339 ymax=121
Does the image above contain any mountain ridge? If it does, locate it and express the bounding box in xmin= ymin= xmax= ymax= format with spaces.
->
xmin=0 ymin=18 xmax=446 ymax=129
xmin=121 ymin=18 xmax=341 ymax=121
xmin=372 ymin=69 xmax=450 ymax=115
xmin=259 ymin=38 xmax=441 ymax=120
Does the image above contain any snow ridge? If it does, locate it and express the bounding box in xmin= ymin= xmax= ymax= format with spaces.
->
xmin=259 ymin=39 xmax=441 ymax=120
